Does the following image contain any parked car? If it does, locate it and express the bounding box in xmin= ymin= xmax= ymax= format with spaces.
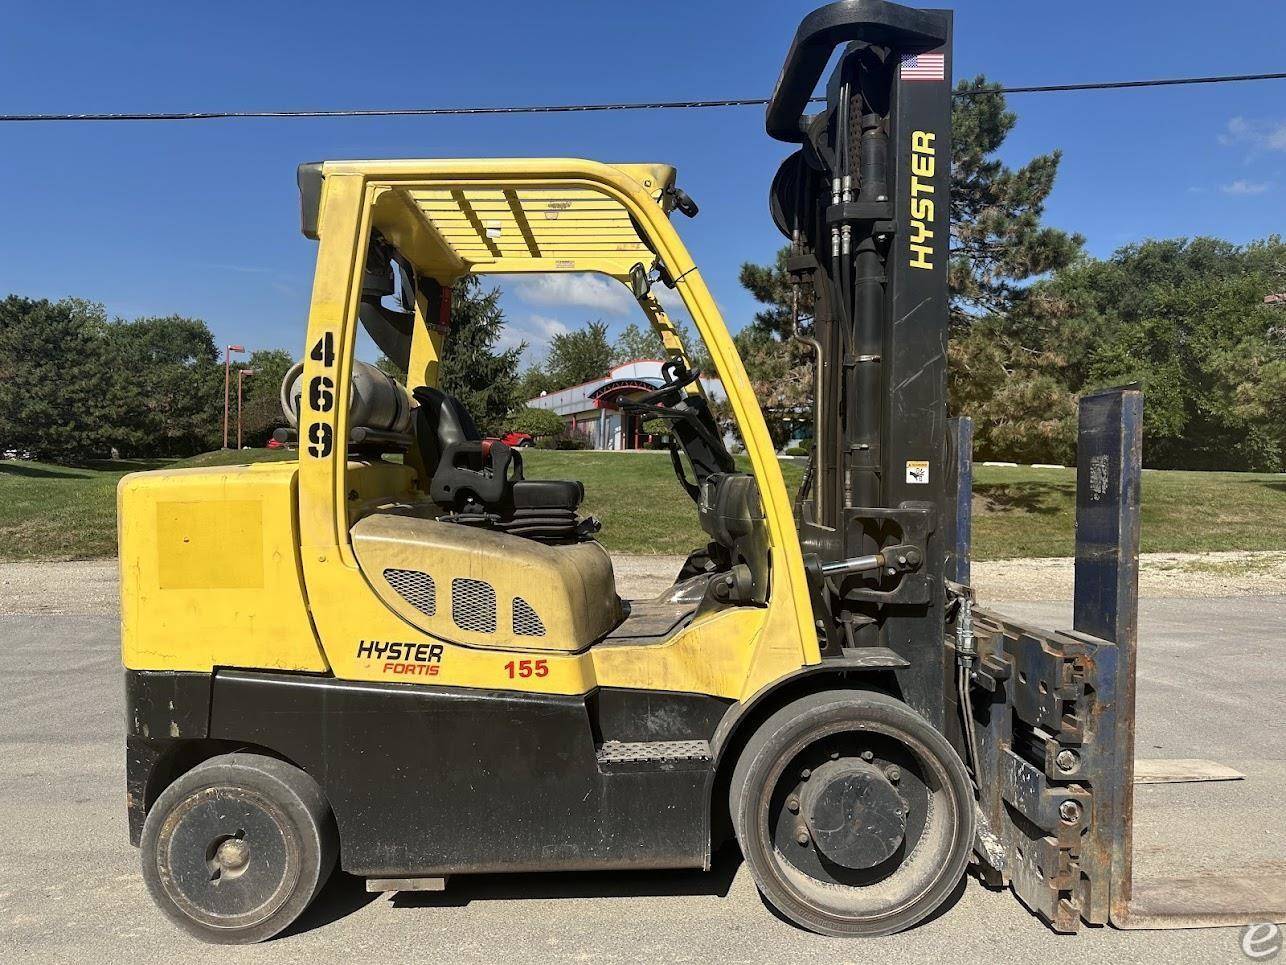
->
xmin=500 ymin=431 xmax=534 ymax=448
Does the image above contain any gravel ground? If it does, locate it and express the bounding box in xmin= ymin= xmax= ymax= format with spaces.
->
xmin=9 ymin=551 xmax=1284 ymax=615
xmin=4 ymin=599 xmax=1284 ymax=963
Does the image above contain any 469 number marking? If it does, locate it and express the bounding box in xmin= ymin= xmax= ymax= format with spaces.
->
xmin=306 ymin=332 xmax=336 ymax=458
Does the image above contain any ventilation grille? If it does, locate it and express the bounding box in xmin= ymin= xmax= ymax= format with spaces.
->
xmin=452 ymin=578 xmax=497 ymax=633
xmin=512 ymin=597 xmax=547 ymax=637
xmin=383 ymin=568 xmax=437 ymax=617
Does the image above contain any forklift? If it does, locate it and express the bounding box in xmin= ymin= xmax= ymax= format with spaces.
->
xmin=120 ymin=0 xmax=1284 ymax=943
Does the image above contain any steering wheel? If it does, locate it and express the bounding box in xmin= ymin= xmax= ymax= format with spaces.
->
xmin=627 ymin=358 xmax=701 ymax=409
xmin=622 ymin=359 xmax=732 ymax=502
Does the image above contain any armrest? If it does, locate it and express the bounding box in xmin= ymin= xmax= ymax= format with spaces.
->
xmin=429 ymin=439 xmax=520 ymax=508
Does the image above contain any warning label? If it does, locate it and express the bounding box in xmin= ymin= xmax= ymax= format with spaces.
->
xmin=906 ymin=460 xmax=929 ymax=485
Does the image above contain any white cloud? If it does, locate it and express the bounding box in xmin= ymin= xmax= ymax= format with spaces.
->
xmin=1219 ymin=116 xmax=1286 ymax=152
xmin=1221 ymin=178 xmax=1273 ymax=196
xmin=511 ymin=273 xmax=634 ymax=315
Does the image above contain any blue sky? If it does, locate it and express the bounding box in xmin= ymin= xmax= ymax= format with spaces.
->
xmin=1 ymin=0 xmax=1283 ymax=367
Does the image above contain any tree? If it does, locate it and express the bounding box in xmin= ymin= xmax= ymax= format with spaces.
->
xmin=947 ymin=316 xmax=1077 ymax=465
xmin=610 ymin=319 xmax=712 ymax=370
xmin=0 ymin=297 xmax=126 ymax=461
xmin=0 ymin=299 xmax=226 ymax=461
xmin=237 ymin=349 xmax=294 ymax=446
xmin=438 ymin=276 xmax=523 ymax=435
xmin=544 ymin=320 xmax=613 ymax=389
xmin=726 ymin=325 xmax=813 ymax=449
xmin=506 ymin=406 xmax=564 ymax=438
xmin=1038 ymin=236 xmax=1286 ymax=470
xmin=109 ymin=314 xmax=223 ymax=456
xmin=738 ymin=247 xmax=813 ymax=341
xmin=514 ymin=364 xmax=555 ymax=403
xmin=611 ymin=322 xmax=663 ymax=365
xmin=950 ymin=78 xmax=1084 ymax=323
xmin=737 ymin=77 xmax=1084 ymax=458
xmin=735 ymin=251 xmax=818 ymax=446
xmin=376 ymin=354 xmax=407 ymax=383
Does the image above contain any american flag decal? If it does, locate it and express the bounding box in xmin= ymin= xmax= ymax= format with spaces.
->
xmin=900 ymin=50 xmax=945 ymax=82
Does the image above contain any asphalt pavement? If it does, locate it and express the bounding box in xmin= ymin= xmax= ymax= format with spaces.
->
xmin=1 ymin=596 xmax=1284 ymax=964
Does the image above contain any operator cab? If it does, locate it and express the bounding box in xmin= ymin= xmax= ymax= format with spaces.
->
xmin=287 ymin=199 xmax=771 ymax=656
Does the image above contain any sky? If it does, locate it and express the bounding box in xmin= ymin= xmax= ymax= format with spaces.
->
xmin=1 ymin=0 xmax=1283 ymax=368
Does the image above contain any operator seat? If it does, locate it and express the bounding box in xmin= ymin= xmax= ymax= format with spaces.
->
xmin=411 ymin=385 xmax=589 ymax=539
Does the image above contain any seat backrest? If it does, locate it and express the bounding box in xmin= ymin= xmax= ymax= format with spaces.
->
xmin=412 ymin=385 xmax=481 ymax=474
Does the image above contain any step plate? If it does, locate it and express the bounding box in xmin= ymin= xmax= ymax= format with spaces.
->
xmin=596 ymin=739 xmax=711 ymax=764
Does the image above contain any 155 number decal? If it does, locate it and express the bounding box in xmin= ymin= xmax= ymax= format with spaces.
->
xmin=504 ymin=659 xmax=549 ymax=679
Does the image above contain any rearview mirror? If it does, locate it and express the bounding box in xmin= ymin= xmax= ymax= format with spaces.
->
xmin=629 ymin=262 xmax=651 ymax=300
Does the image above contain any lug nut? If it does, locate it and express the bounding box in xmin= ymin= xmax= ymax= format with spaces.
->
xmin=884 ymin=765 xmax=901 ymax=783
xmin=800 ymin=768 xmax=811 ymax=780
xmin=861 ymin=750 xmax=874 ymax=762
xmin=796 ymin=829 xmax=810 ymax=846
xmin=830 ymin=751 xmax=840 ymax=760
xmin=1056 ymin=749 xmax=1079 ymax=772
xmin=787 ymin=797 xmax=800 ymax=814
xmin=1059 ymin=800 xmax=1082 ymax=824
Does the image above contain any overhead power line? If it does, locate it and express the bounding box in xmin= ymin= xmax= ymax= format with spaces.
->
xmin=1 ymin=71 xmax=1284 ymax=123
xmin=953 ymin=71 xmax=1286 ymax=96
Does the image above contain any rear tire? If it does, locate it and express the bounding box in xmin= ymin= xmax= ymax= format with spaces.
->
xmin=140 ymin=753 xmax=337 ymax=944
xmin=730 ymin=689 xmax=973 ymax=936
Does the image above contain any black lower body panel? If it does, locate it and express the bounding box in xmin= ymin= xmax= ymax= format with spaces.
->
xmin=124 ymin=670 xmax=213 ymax=844
xmin=204 ymin=671 xmax=725 ymax=877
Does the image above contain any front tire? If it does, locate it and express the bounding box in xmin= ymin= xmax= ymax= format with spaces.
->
xmin=730 ymin=690 xmax=974 ymax=936
xmin=140 ymin=753 xmax=337 ymax=944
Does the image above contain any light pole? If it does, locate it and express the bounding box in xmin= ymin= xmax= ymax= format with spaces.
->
xmin=237 ymin=369 xmax=255 ymax=450
xmin=223 ymin=344 xmax=246 ymax=448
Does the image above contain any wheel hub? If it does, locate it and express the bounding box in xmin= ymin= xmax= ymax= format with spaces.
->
xmin=213 ymin=836 xmax=251 ymax=876
xmin=799 ymin=758 xmax=907 ymax=869
xmin=158 ymin=788 xmax=297 ymax=928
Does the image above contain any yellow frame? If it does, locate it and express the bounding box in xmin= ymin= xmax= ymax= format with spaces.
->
xmin=296 ymin=158 xmax=819 ymax=702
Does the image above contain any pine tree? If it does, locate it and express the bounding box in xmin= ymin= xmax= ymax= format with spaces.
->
xmin=0 ymin=297 xmax=124 ymax=461
xmin=438 ymin=276 xmax=523 ymax=435
xmin=949 ymin=77 xmax=1083 ymax=323
xmin=737 ymin=77 xmax=1083 ymax=457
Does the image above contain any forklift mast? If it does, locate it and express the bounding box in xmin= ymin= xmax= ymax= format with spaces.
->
xmin=766 ymin=1 xmax=954 ymax=726
xmin=766 ymin=0 xmax=1284 ymax=932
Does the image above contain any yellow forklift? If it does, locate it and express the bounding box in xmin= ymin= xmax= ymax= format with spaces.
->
xmin=120 ymin=0 xmax=1284 ymax=944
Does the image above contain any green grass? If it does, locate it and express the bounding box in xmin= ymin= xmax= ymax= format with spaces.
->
xmin=2 ymin=450 xmax=1284 ymax=561
xmin=172 ymin=448 xmax=298 ymax=469
xmin=971 ymin=465 xmax=1286 ymax=558
xmin=0 ymin=457 xmax=172 ymax=561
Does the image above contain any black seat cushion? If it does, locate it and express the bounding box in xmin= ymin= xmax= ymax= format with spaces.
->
xmin=512 ymin=479 xmax=584 ymax=512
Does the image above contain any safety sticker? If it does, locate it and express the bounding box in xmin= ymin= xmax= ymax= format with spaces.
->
xmin=906 ymin=460 xmax=929 ymax=484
